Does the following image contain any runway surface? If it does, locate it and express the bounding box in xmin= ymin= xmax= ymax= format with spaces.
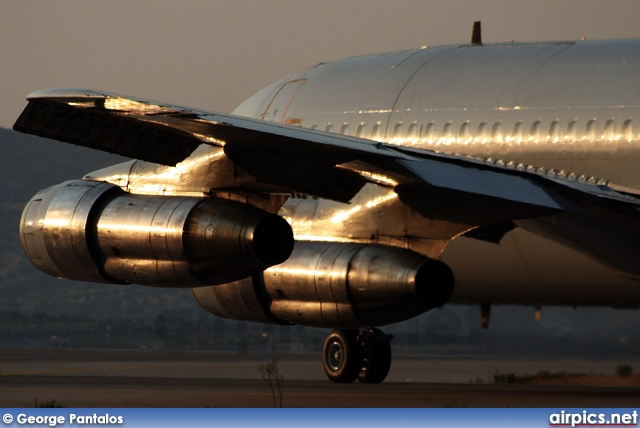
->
xmin=1 ymin=349 xmax=638 ymax=407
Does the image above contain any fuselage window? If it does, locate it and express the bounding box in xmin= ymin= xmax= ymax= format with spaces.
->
xmin=424 ymin=122 xmax=435 ymax=144
xmin=566 ymin=121 xmax=577 ymax=142
xmin=491 ymin=122 xmax=503 ymax=143
xmin=459 ymin=122 xmax=471 ymax=144
xmin=441 ymin=122 xmax=452 ymax=144
xmin=549 ymin=120 xmax=559 ymax=143
xmin=392 ymin=123 xmax=403 ymax=144
xmin=356 ymin=123 xmax=365 ymax=138
xmin=407 ymin=123 xmax=418 ymax=143
xmin=371 ymin=122 xmax=383 ymax=142
xmin=585 ymin=120 xmax=596 ymax=142
xmin=512 ymin=121 xmax=523 ymax=143
xmin=325 ymin=124 xmax=334 ymax=133
xmin=603 ymin=119 xmax=615 ymax=141
xmin=340 ymin=124 xmax=349 ymax=135
xmin=530 ymin=121 xmax=541 ymax=143
xmin=310 ymin=125 xmax=318 ymax=131
xmin=476 ymin=122 xmax=488 ymax=143
xmin=622 ymin=119 xmax=633 ymax=141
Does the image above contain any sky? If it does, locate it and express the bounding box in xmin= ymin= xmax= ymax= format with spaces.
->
xmin=3 ymin=0 xmax=640 ymax=129
xmin=2 ymin=1 xmax=640 ymax=356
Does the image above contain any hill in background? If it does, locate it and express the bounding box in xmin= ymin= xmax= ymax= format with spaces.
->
xmin=0 ymin=128 xmax=197 ymax=318
xmin=1 ymin=128 xmax=639 ymax=358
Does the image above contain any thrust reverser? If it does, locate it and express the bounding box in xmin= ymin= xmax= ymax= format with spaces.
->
xmin=193 ymin=241 xmax=454 ymax=327
xmin=20 ymin=180 xmax=294 ymax=286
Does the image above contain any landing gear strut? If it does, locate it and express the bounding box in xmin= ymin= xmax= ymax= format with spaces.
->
xmin=322 ymin=328 xmax=393 ymax=384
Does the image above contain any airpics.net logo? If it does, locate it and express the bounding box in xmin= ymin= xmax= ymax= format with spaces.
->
xmin=549 ymin=410 xmax=638 ymax=427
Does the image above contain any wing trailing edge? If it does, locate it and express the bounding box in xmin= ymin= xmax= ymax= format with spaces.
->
xmin=13 ymin=88 xmax=640 ymax=227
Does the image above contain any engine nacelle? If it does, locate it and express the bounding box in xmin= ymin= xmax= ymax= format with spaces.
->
xmin=193 ymin=241 xmax=454 ymax=327
xmin=20 ymin=180 xmax=294 ymax=286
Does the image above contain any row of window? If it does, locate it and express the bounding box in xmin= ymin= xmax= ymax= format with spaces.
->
xmin=310 ymin=118 xmax=636 ymax=145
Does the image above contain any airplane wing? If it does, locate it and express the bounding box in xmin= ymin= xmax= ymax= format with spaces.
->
xmin=13 ymin=88 xmax=640 ymax=229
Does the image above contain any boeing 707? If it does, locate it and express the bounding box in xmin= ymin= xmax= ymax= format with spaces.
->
xmin=13 ymin=30 xmax=640 ymax=383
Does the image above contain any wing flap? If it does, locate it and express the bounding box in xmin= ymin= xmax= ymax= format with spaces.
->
xmin=397 ymin=158 xmax=566 ymax=210
xmin=13 ymin=88 xmax=640 ymax=225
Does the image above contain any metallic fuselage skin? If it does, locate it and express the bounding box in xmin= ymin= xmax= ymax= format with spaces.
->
xmin=85 ymin=40 xmax=640 ymax=309
xmin=235 ymin=40 xmax=640 ymax=189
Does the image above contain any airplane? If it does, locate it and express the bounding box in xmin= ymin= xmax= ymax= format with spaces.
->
xmin=13 ymin=24 xmax=640 ymax=383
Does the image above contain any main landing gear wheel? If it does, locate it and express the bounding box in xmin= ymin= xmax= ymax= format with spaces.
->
xmin=322 ymin=328 xmax=393 ymax=384
xmin=358 ymin=328 xmax=392 ymax=384
xmin=322 ymin=329 xmax=362 ymax=383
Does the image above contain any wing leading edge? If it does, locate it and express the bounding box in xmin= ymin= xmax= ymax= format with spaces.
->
xmin=13 ymin=88 xmax=640 ymax=229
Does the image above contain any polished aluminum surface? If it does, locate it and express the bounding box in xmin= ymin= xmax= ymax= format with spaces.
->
xmin=234 ymin=40 xmax=640 ymax=191
xmin=15 ymin=38 xmax=640 ymax=311
xmin=228 ymin=39 xmax=640 ymax=306
xmin=20 ymin=180 xmax=118 ymax=282
xmin=20 ymin=181 xmax=293 ymax=287
xmin=193 ymin=241 xmax=453 ymax=328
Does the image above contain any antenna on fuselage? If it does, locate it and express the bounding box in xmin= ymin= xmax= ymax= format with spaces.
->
xmin=471 ymin=21 xmax=482 ymax=45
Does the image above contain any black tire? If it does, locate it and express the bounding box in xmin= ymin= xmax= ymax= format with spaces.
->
xmin=322 ymin=329 xmax=362 ymax=383
xmin=358 ymin=340 xmax=392 ymax=384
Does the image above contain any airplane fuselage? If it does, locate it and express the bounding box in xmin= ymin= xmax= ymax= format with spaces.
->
xmin=83 ymin=39 xmax=640 ymax=308
xmin=17 ymin=37 xmax=640 ymax=384
xmin=234 ymin=39 xmax=640 ymax=309
xmin=235 ymin=40 xmax=640 ymax=190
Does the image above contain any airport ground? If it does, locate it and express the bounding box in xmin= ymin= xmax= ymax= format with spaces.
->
xmin=1 ymin=349 xmax=638 ymax=407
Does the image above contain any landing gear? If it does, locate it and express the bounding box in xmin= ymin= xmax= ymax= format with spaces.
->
xmin=322 ymin=330 xmax=361 ymax=383
xmin=322 ymin=328 xmax=393 ymax=384
xmin=358 ymin=328 xmax=392 ymax=384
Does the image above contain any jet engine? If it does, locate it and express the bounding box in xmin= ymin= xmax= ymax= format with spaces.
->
xmin=193 ymin=241 xmax=454 ymax=327
xmin=20 ymin=180 xmax=294 ymax=286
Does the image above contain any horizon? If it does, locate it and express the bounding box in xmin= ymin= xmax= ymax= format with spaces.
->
xmin=4 ymin=1 xmax=640 ymax=129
